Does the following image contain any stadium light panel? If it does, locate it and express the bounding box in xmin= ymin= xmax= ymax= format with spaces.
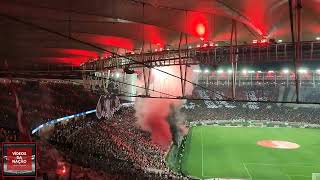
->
xmin=242 ymin=69 xmax=248 ymax=74
xmin=196 ymin=44 xmax=201 ymax=48
xmin=227 ymin=69 xmax=233 ymax=74
xmin=188 ymin=46 xmax=192 ymax=49
xmin=298 ymin=68 xmax=307 ymax=74
xmin=215 ymin=44 xmax=219 ymax=46
xmin=260 ymin=39 xmax=268 ymax=43
xmin=248 ymin=70 xmax=255 ymax=74
xmin=316 ymin=37 xmax=320 ymax=41
xmin=204 ymin=69 xmax=209 ymax=73
xmin=268 ymin=70 xmax=274 ymax=73
xmin=217 ymin=69 xmax=224 ymax=74
xmin=283 ymin=69 xmax=289 ymax=74
xmin=317 ymin=69 xmax=320 ymax=73
xmin=196 ymin=23 xmax=206 ymax=37
xmin=278 ymin=39 xmax=283 ymax=43
xmin=257 ymin=71 xmax=262 ymax=73
xmin=193 ymin=69 xmax=202 ymax=73
xmin=252 ymin=40 xmax=258 ymax=44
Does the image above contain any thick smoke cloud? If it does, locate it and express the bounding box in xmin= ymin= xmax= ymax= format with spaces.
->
xmin=134 ymin=65 xmax=197 ymax=148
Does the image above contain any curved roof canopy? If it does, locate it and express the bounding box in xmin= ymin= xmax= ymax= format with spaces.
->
xmin=0 ymin=0 xmax=319 ymax=70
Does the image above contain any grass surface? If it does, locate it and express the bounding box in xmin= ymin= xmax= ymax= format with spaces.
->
xmin=179 ymin=126 xmax=320 ymax=180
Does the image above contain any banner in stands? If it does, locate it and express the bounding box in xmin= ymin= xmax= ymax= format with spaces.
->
xmin=96 ymin=95 xmax=120 ymax=119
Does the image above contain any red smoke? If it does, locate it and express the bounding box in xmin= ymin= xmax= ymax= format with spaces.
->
xmin=135 ymin=98 xmax=174 ymax=148
xmin=134 ymin=66 xmax=196 ymax=148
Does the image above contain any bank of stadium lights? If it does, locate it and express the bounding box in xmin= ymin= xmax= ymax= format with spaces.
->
xmin=268 ymin=70 xmax=275 ymax=73
xmin=217 ymin=69 xmax=224 ymax=74
xmin=248 ymin=70 xmax=255 ymax=74
xmin=242 ymin=69 xmax=248 ymax=74
xmin=188 ymin=46 xmax=192 ymax=49
xmin=204 ymin=69 xmax=210 ymax=73
xmin=257 ymin=71 xmax=262 ymax=73
xmin=282 ymin=69 xmax=290 ymax=74
xmin=298 ymin=68 xmax=307 ymax=74
xmin=196 ymin=44 xmax=201 ymax=48
xmin=115 ymin=73 xmax=120 ymax=78
xmin=316 ymin=37 xmax=320 ymax=41
xmin=227 ymin=69 xmax=233 ymax=74
xmin=193 ymin=69 xmax=202 ymax=73
xmin=317 ymin=69 xmax=320 ymax=74
xmin=278 ymin=39 xmax=283 ymax=43
xmin=215 ymin=44 xmax=219 ymax=46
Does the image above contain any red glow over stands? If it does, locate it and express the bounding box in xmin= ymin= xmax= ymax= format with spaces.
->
xmin=188 ymin=12 xmax=209 ymax=39
xmin=77 ymin=34 xmax=134 ymax=50
xmin=48 ymin=48 xmax=99 ymax=58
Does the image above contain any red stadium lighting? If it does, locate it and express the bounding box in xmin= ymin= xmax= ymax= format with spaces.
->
xmin=203 ymin=43 xmax=208 ymax=47
xmin=252 ymin=40 xmax=258 ymax=44
xmin=196 ymin=23 xmax=206 ymax=37
xmin=261 ymin=39 xmax=268 ymax=43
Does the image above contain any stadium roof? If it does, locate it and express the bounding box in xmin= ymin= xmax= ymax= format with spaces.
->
xmin=0 ymin=0 xmax=319 ymax=70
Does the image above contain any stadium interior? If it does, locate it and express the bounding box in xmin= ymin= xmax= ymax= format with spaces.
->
xmin=1 ymin=0 xmax=320 ymax=179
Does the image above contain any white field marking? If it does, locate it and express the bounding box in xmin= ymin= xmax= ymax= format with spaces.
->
xmin=245 ymin=162 xmax=320 ymax=167
xmin=290 ymin=174 xmax=312 ymax=177
xmin=243 ymin=162 xmax=253 ymax=180
xmin=245 ymin=163 xmax=316 ymax=180
xmin=201 ymin=127 xmax=204 ymax=178
xmin=286 ymin=173 xmax=293 ymax=180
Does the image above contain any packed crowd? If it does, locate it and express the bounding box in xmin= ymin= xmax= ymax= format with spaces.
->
xmin=49 ymin=107 xmax=188 ymax=179
xmin=0 ymin=80 xmax=99 ymax=130
xmin=0 ymin=127 xmax=18 ymax=142
xmin=183 ymin=87 xmax=320 ymax=124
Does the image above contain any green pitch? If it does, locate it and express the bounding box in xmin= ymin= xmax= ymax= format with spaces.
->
xmin=179 ymin=126 xmax=320 ymax=180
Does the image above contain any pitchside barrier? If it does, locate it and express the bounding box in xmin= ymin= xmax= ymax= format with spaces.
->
xmin=166 ymin=119 xmax=320 ymax=178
